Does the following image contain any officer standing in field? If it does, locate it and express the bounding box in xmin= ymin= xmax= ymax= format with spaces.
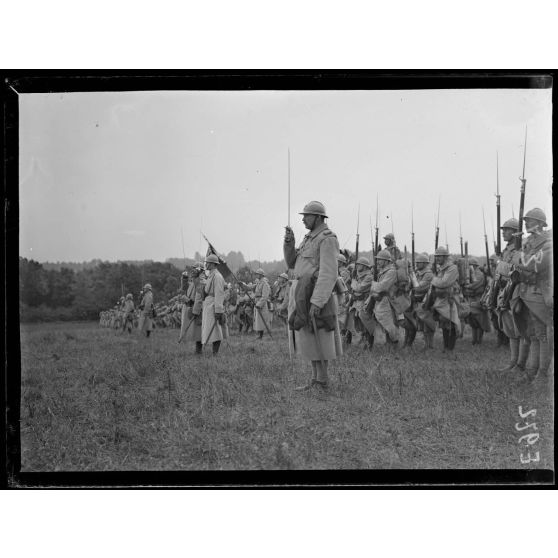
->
xmin=253 ymin=268 xmax=272 ymax=339
xmin=201 ymin=254 xmax=226 ymax=355
xmin=284 ymin=201 xmax=342 ymax=391
xmin=429 ymin=246 xmax=461 ymax=351
xmin=510 ymin=208 xmax=553 ymax=387
xmin=367 ymin=249 xmax=400 ymax=349
xmin=138 ymin=284 xmax=154 ymax=338
xmin=181 ymin=262 xmax=204 ymax=354
xmin=493 ymin=218 xmax=529 ymax=373
xmin=383 ymin=233 xmax=402 ymax=262
xmin=121 ymin=293 xmax=135 ymax=334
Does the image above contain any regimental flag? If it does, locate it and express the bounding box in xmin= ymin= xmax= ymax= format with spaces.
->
xmin=203 ymin=234 xmax=233 ymax=281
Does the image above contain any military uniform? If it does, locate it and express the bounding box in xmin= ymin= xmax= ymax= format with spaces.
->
xmin=409 ymin=261 xmax=435 ymax=348
xmin=138 ymin=287 xmax=154 ymax=336
xmin=253 ymin=272 xmax=272 ymax=336
xmin=284 ymin=221 xmax=342 ymax=361
xmin=431 ymin=256 xmax=461 ymax=349
xmin=350 ymin=263 xmax=375 ymax=347
xmin=182 ymin=276 xmax=204 ymax=346
xmin=464 ymin=263 xmax=491 ymax=344
xmin=201 ymin=267 xmax=226 ymax=346
xmin=511 ymin=224 xmax=553 ymax=381
xmin=121 ymin=296 xmax=135 ymax=333
xmin=368 ymin=261 xmax=399 ymax=343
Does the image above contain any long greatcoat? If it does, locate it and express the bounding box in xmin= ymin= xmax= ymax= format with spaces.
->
xmin=254 ymin=277 xmax=272 ymax=332
xmin=138 ymin=291 xmax=154 ymax=333
xmin=284 ymin=222 xmax=342 ymax=361
xmin=431 ymin=260 xmax=462 ymax=334
xmin=369 ymin=264 xmax=399 ymax=340
xmin=180 ymin=278 xmax=203 ymax=342
xmin=201 ymin=269 xmax=226 ymax=344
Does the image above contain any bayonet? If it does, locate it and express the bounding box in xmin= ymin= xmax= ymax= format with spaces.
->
xmin=459 ymin=212 xmax=464 ymax=257
xmin=482 ymin=207 xmax=492 ymax=278
xmin=495 ymin=151 xmax=501 ymax=255
xmin=515 ymin=126 xmax=527 ymax=250
xmin=411 ymin=204 xmax=415 ymax=271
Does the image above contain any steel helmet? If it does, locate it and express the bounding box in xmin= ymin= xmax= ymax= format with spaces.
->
xmin=255 ymin=268 xmax=265 ymax=276
xmin=299 ymin=200 xmax=328 ymax=218
xmin=415 ymin=253 xmax=429 ymax=264
xmin=205 ymin=254 xmax=220 ymax=264
xmin=383 ymin=233 xmax=395 ymax=241
xmin=500 ymin=218 xmax=519 ymax=230
xmin=182 ymin=271 xmax=189 ymax=277
xmin=469 ymin=257 xmax=479 ymax=266
xmin=126 ymin=293 xmax=133 ymax=299
xmin=120 ymin=296 xmax=125 ymax=301
xmin=489 ymin=254 xmax=498 ymax=262
xmin=143 ymin=283 xmax=152 ymax=291
xmin=356 ymin=256 xmax=372 ymax=267
xmin=336 ymin=253 xmax=347 ymax=263
xmin=279 ymin=272 xmax=289 ymax=280
xmin=434 ymin=246 xmax=449 ymax=256
xmin=375 ymin=250 xmax=392 ymax=261
xmin=523 ymin=208 xmax=547 ymax=226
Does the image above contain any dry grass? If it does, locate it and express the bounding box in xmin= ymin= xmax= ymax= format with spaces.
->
xmin=20 ymin=321 xmax=554 ymax=471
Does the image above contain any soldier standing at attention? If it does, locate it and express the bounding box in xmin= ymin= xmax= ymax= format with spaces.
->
xmin=510 ymin=208 xmax=553 ymax=387
xmin=464 ymin=258 xmax=491 ymax=345
xmin=367 ymin=249 xmax=399 ymax=349
xmin=409 ymin=253 xmax=435 ymax=349
xmin=383 ymin=233 xmax=402 ymax=262
xmin=121 ymin=293 xmax=135 ymax=334
xmin=494 ymin=219 xmax=529 ymax=373
xmin=253 ymin=268 xmax=272 ymax=340
xmin=337 ymin=253 xmax=354 ymax=344
xmin=274 ymin=272 xmax=290 ymax=322
xmin=138 ymin=284 xmax=154 ymax=338
xmin=201 ymin=254 xmax=226 ymax=355
xmin=183 ymin=262 xmax=205 ymax=354
xmin=284 ymin=201 xmax=342 ymax=391
xmin=430 ymin=246 xmax=461 ymax=351
xmin=350 ymin=257 xmax=375 ymax=350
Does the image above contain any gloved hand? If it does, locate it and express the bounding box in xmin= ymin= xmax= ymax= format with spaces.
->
xmin=284 ymin=226 xmax=295 ymax=243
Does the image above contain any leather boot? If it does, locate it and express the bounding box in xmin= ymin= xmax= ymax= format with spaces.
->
xmin=448 ymin=326 xmax=457 ymax=350
xmin=195 ymin=341 xmax=203 ymax=354
xmin=407 ymin=328 xmax=416 ymax=347
xmin=212 ymin=340 xmax=221 ymax=355
xmin=424 ymin=331 xmax=434 ymax=349
xmin=471 ymin=327 xmax=478 ymax=345
xmin=535 ymin=338 xmax=551 ymax=379
xmin=499 ymin=338 xmax=519 ymax=371
xmin=477 ymin=329 xmax=484 ymax=344
xmin=442 ymin=329 xmax=449 ymax=350
xmin=525 ymin=338 xmax=540 ymax=380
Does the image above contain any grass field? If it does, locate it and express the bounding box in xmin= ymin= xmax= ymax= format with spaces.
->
xmin=19 ymin=320 xmax=554 ymax=471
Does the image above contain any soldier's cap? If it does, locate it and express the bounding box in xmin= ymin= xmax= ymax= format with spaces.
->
xmin=415 ymin=253 xmax=429 ymax=264
xmin=255 ymin=268 xmax=265 ymax=276
xmin=500 ymin=218 xmax=520 ymax=230
xmin=279 ymin=272 xmax=289 ymax=280
xmin=375 ymin=250 xmax=392 ymax=262
xmin=383 ymin=233 xmax=395 ymax=240
xmin=299 ymin=200 xmax=328 ymax=218
xmin=205 ymin=254 xmax=220 ymax=264
xmin=523 ymin=207 xmax=547 ymax=226
xmin=143 ymin=283 xmax=152 ymax=291
xmin=355 ymin=256 xmax=372 ymax=267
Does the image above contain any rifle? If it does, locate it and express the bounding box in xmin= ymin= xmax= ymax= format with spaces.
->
xmin=495 ymin=152 xmax=502 ymax=256
xmin=411 ymin=205 xmax=416 ymax=272
xmin=287 ymin=147 xmax=291 ymax=228
xmin=459 ymin=212 xmax=464 ymax=257
xmin=433 ymin=196 xmax=441 ymax=274
xmin=482 ymin=207 xmax=492 ymax=278
xmin=515 ymin=126 xmax=527 ymax=251
xmin=355 ymin=204 xmax=360 ymax=263
xmin=374 ymin=195 xmax=380 ymax=281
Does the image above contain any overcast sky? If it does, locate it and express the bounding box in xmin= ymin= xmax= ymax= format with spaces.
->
xmin=19 ymin=88 xmax=552 ymax=263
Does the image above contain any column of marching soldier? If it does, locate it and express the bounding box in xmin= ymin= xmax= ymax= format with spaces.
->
xmin=99 ymin=200 xmax=552 ymax=392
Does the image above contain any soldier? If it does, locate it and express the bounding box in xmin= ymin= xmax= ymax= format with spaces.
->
xmin=412 ymin=253 xmax=436 ymax=349
xmin=337 ymin=253 xmax=354 ymax=344
xmin=201 ymin=254 xmax=226 ymax=355
xmin=253 ymin=268 xmax=272 ymax=339
xmin=383 ymin=233 xmax=402 ymax=262
xmin=511 ymin=208 xmax=553 ymax=386
xmin=366 ymin=250 xmax=400 ymax=348
xmin=181 ymin=262 xmax=204 ymax=354
xmin=273 ymin=272 xmax=290 ymax=323
xmin=429 ymin=246 xmax=461 ymax=351
xmin=393 ymin=255 xmax=413 ymax=345
xmin=463 ymin=258 xmax=491 ymax=345
xmin=284 ymin=201 xmax=342 ymax=391
xmin=348 ymin=257 xmax=375 ymax=350
xmin=138 ymin=284 xmax=154 ymax=337
xmin=121 ymin=293 xmax=135 ymax=333
xmin=493 ymin=219 xmax=529 ymax=372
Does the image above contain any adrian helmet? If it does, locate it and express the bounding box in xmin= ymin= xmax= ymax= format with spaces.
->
xmin=415 ymin=253 xmax=429 ymax=264
xmin=299 ymin=200 xmax=328 ymax=218
xmin=523 ymin=208 xmax=547 ymax=226
xmin=336 ymin=253 xmax=347 ymax=264
xmin=356 ymin=256 xmax=372 ymax=267
xmin=383 ymin=233 xmax=395 ymax=241
xmin=255 ymin=268 xmax=265 ymax=276
xmin=434 ymin=246 xmax=449 ymax=256
xmin=205 ymin=254 xmax=220 ymax=265
xmin=500 ymin=218 xmax=520 ymax=230
xmin=143 ymin=283 xmax=152 ymax=291
xmin=375 ymin=250 xmax=392 ymax=262
xmin=126 ymin=293 xmax=133 ymax=300
xmin=279 ymin=272 xmax=289 ymax=280
xmin=469 ymin=257 xmax=479 ymax=266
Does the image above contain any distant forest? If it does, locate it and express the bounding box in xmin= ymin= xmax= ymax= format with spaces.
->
xmin=19 ymin=252 xmax=289 ymax=322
